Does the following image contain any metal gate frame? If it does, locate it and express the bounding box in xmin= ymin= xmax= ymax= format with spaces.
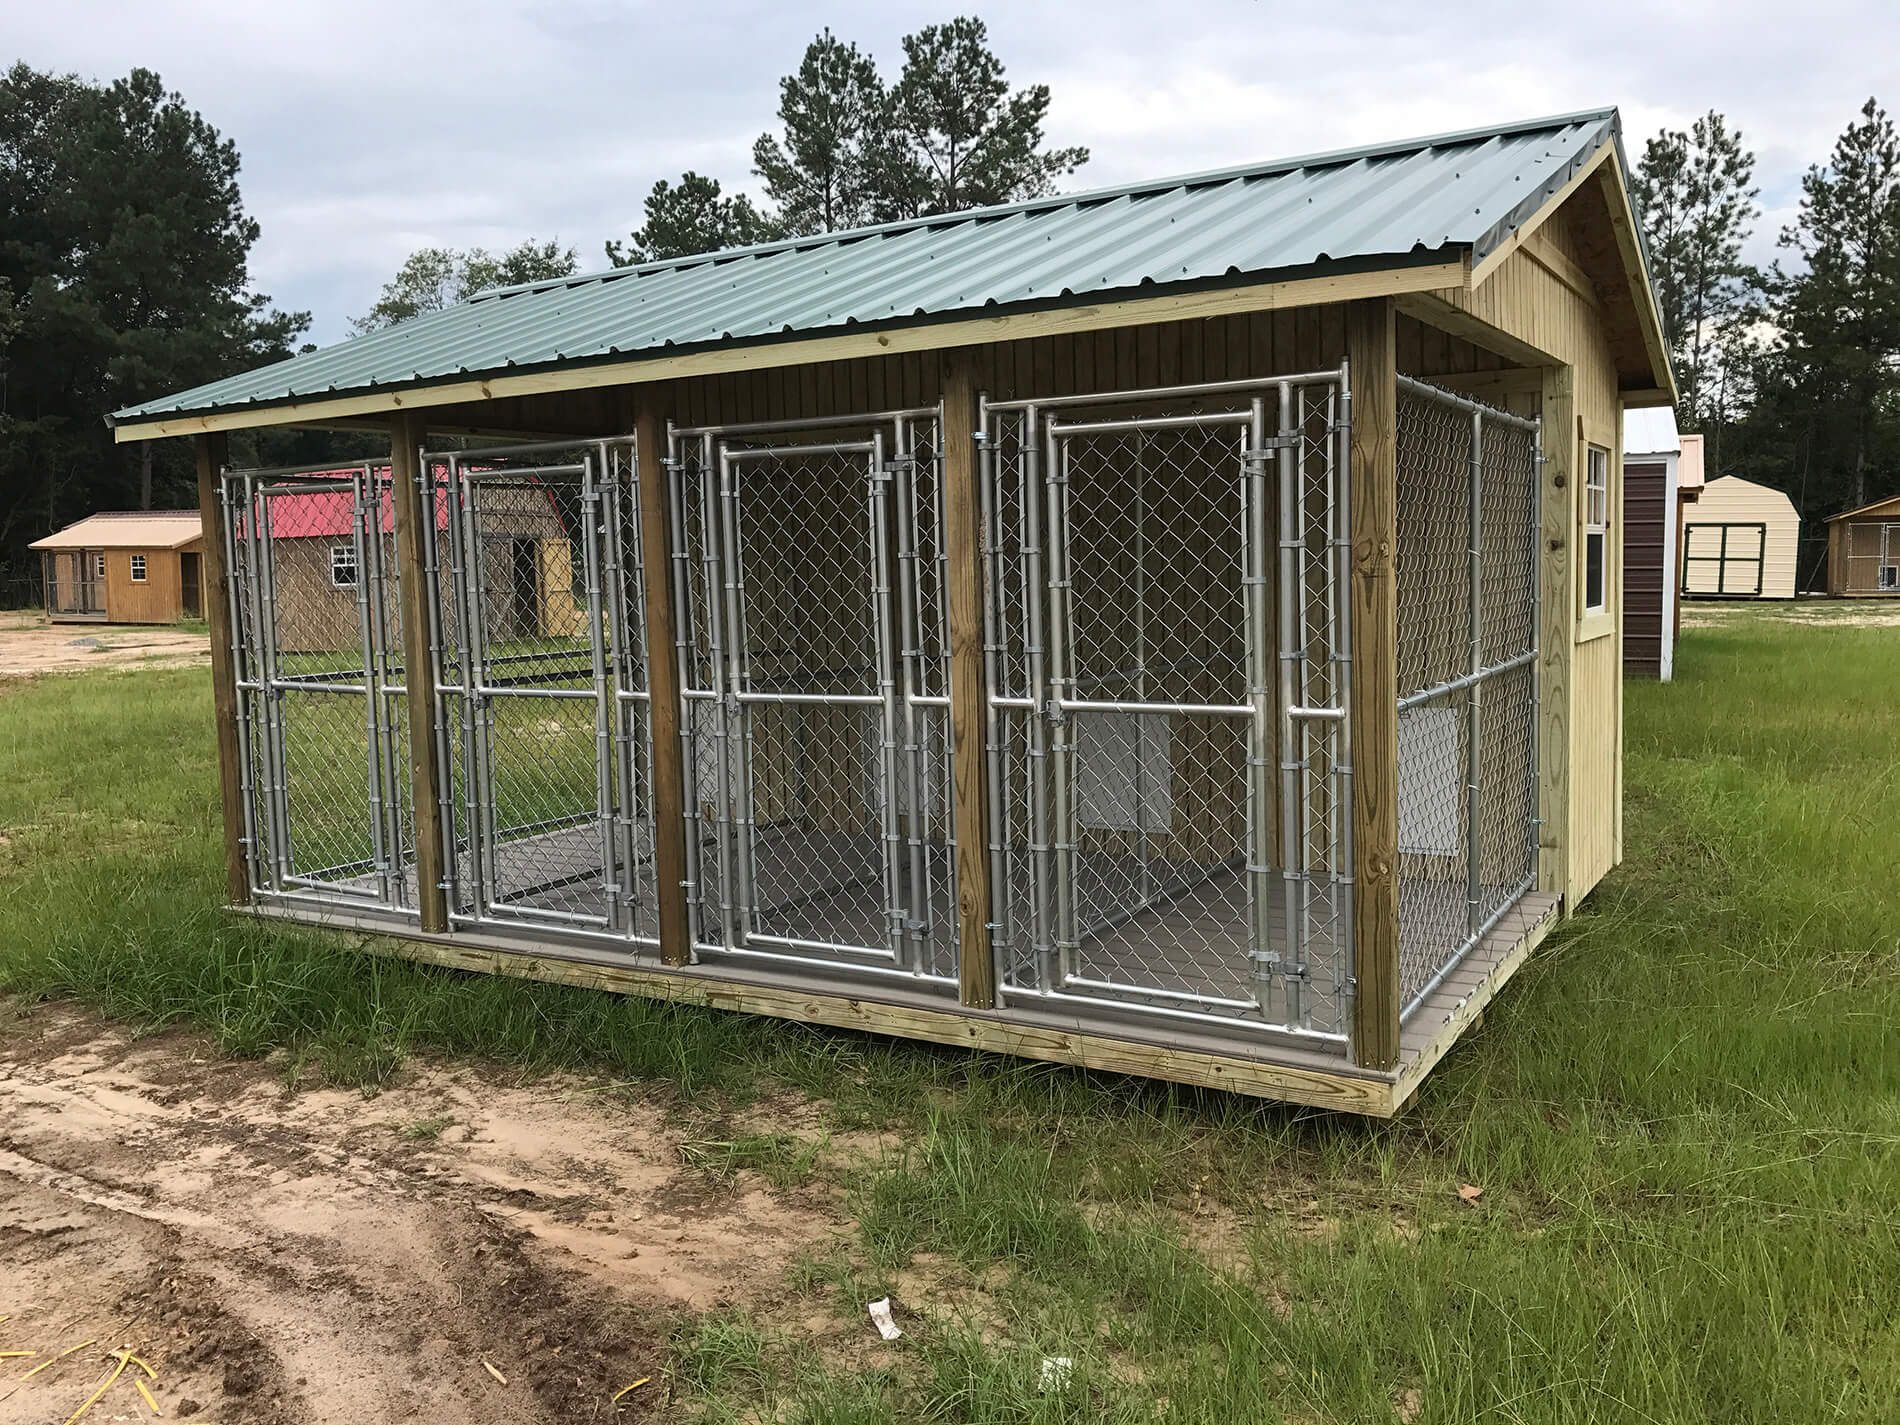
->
xmin=669 ymin=407 xmax=958 ymax=986
xmin=221 ymin=460 xmax=408 ymax=909
xmin=980 ymin=367 xmax=1354 ymax=1041
xmin=432 ymin=438 xmax=658 ymax=943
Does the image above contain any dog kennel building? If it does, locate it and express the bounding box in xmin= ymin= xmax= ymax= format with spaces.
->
xmin=108 ymin=111 xmax=1674 ymax=1115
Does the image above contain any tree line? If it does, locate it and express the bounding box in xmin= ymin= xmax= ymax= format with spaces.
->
xmin=4 ymin=32 xmax=1896 ymax=596
xmin=1632 ymin=99 xmax=1900 ymax=565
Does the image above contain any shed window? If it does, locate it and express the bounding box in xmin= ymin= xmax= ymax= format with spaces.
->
xmin=94 ymin=552 xmax=107 ymax=581
xmin=1583 ymin=445 xmax=1609 ymax=615
xmin=330 ymin=544 xmax=358 ymax=588
xmin=129 ymin=554 xmax=147 ymax=582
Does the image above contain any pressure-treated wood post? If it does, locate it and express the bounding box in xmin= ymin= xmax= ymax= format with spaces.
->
xmin=195 ymin=431 xmax=249 ymax=905
xmin=1347 ymin=299 xmax=1401 ymax=1071
xmin=634 ymin=384 xmax=693 ymax=967
xmin=942 ymin=351 xmax=997 ymax=1008
xmin=388 ymin=412 xmax=449 ymax=932
xmin=1538 ymin=364 xmax=1576 ymax=905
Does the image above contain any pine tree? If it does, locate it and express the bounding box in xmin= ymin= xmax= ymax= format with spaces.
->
xmin=752 ymin=30 xmax=888 ymax=235
xmin=605 ymin=173 xmax=774 ymax=265
xmin=1631 ymin=112 xmax=1759 ymax=431
xmin=1776 ymin=98 xmax=1900 ymax=510
xmin=881 ymin=17 xmax=1089 ymax=218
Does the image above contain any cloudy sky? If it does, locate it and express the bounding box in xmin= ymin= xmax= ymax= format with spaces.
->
xmin=11 ymin=1 xmax=1899 ymax=345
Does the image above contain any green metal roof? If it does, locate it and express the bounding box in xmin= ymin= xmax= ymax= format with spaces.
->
xmin=114 ymin=109 xmax=1628 ymax=426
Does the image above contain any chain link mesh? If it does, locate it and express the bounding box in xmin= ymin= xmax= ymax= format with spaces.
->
xmin=1394 ymin=380 xmax=1539 ymax=1016
xmin=673 ymin=413 xmax=955 ymax=980
xmin=1842 ymin=519 xmax=1900 ymax=594
xmin=985 ymin=376 xmax=1349 ymax=1037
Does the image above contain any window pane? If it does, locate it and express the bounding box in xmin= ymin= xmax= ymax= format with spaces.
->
xmin=1586 ymin=531 xmax=1605 ymax=610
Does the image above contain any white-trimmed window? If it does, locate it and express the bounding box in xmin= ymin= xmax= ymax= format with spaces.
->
xmin=129 ymin=553 xmax=147 ymax=582
xmin=93 ymin=552 xmax=107 ymax=581
xmin=330 ymin=543 xmax=358 ymax=588
xmin=1583 ymin=445 xmax=1609 ymax=615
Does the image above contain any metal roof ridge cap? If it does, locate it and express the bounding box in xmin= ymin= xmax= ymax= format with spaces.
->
xmin=469 ymin=108 xmax=1621 ymax=303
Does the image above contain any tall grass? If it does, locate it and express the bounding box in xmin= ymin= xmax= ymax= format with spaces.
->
xmin=3 ymin=610 xmax=1897 ymax=1422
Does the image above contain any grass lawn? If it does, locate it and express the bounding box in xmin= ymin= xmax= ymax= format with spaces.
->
xmin=3 ymin=605 xmax=1898 ymax=1422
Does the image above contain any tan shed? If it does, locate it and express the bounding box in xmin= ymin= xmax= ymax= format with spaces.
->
xmin=29 ymin=511 xmax=205 ymax=623
xmin=1825 ymin=494 xmax=1900 ymax=596
xmin=107 ymin=109 xmax=1674 ymax=1115
xmin=1680 ymin=476 xmax=1800 ymax=600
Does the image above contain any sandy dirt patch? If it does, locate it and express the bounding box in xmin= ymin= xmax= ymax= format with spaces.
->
xmin=0 ymin=612 xmax=210 ymax=678
xmin=1680 ymin=598 xmax=1900 ymax=630
xmin=0 ymin=1006 xmax=852 ymax=1423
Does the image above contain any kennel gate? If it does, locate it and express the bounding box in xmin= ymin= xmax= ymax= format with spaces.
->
xmin=670 ymin=409 xmax=960 ymax=983
xmin=221 ymin=462 xmax=410 ymax=909
xmin=981 ymin=370 xmax=1355 ymax=1040
xmin=431 ymin=439 xmax=660 ymax=942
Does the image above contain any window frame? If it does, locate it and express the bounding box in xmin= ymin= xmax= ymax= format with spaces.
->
xmin=1582 ymin=443 xmax=1610 ymax=618
xmin=329 ymin=542 xmax=359 ymax=589
xmin=129 ymin=553 xmax=147 ymax=583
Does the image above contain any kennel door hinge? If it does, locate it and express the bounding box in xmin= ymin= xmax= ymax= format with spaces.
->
xmin=1042 ymin=698 xmax=1068 ymax=725
xmin=1244 ymin=434 xmax=1303 ymax=463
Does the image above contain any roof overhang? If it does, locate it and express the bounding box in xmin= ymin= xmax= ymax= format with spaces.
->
xmin=109 ymin=253 xmax=1466 ymax=443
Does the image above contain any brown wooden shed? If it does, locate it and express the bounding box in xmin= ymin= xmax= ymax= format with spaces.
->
xmin=107 ymin=109 xmax=1674 ymax=1115
xmin=30 ymin=511 xmax=205 ymax=623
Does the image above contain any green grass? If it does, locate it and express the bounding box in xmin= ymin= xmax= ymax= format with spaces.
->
xmin=3 ymin=607 xmax=1899 ymax=1422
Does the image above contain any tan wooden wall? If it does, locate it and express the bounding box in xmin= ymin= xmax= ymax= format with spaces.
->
xmin=1684 ymin=478 xmax=1800 ymax=598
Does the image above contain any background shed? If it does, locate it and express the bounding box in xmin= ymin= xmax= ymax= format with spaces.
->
xmin=29 ymin=511 xmax=204 ymax=623
xmin=1681 ymin=476 xmax=1799 ymax=599
xmin=1826 ymin=494 xmax=1900 ymax=595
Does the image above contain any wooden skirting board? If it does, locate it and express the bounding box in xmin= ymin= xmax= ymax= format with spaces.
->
xmin=239 ymin=891 xmax=1559 ymax=1118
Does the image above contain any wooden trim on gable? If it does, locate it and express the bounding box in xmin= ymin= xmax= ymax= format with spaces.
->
xmin=1468 ymin=141 xmax=1616 ymax=290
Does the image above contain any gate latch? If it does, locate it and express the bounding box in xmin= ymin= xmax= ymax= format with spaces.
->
xmin=1243 ymin=434 xmax=1302 ymax=462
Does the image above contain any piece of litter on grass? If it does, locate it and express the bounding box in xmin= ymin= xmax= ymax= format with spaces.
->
xmin=0 ymin=1351 xmax=35 ymax=1358
xmin=481 ymin=1358 xmax=508 ymax=1385
xmin=866 ymin=1298 xmax=902 ymax=1341
xmin=1038 ymin=1356 xmax=1074 ymax=1392
xmin=1457 ymin=1184 xmax=1484 ymax=1203
xmin=611 ymin=1377 xmax=651 ymax=1401
xmin=136 ymin=1378 xmax=163 ymax=1415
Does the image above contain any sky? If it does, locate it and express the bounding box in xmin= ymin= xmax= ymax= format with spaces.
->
xmin=9 ymin=0 xmax=1900 ymax=346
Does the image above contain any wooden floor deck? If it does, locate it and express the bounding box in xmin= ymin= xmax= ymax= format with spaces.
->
xmin=243 ymin=847 xmax=1560 ymax=1116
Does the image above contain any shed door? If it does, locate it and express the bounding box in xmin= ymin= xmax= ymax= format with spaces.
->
xmin=1682 ymin=522 xmax=1765 ymax=596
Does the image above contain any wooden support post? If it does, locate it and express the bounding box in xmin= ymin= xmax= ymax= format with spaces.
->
xmin=388 ymin=412 xmax=449 ymax=932
xmin=195 ymin=432 xmax=248 ymax=905
xmin=1347 ymin=299 xmax=1401 ymax=1071
xmin=942 ymin=350 xmax=996 ymax=1008
xmin=1538 ymin=365 xmax=1576 ymax=906
xmin=634 ymin=385 xmax=692 ymax=967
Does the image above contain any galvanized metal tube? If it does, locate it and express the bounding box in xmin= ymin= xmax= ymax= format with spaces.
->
xmin=1246 ymin=397 xmax=1275 ymax=1014
xmin=1394 ymin=374 xmax=1540 ymax=431
xmin=251 ymin=477 xmax=293 ymax=892
xmin=446 ymin=458 xmax=486 ymax=918
xmin=716 ymin=442 xmax=752 ymax=947
xmin=1132 ymin=429 xmax=1153 ymax=915
xmin=985 ymin=371 xmax=1345 ymax=415
xmin=699 ymin=435 xmax=736 ymax=952
xmin=1275 ymin=382 xmax=1302 ymax=1027
xmin=1049 ymin=411 xmax=1254 ymax=437
xmin=219 ymin=475 xmax=263 ymax=893
xmin=1466 ymin=409 xmax=1485 ymax=939
xmin=362 ymin=471 xmax=406 ymax=908
xmin=893 ymin=417 xmax=931 ymax=970
xmin=599 ymin=444 xmax=643 ymax=938
xmin=459 ymin=465 xmax=502 ymax=911
xmin=1325 ymin=377 xmax=1354 ymax=1027
xmin=869 ymin=429 xmax=908 ymax=964
xmin=579 ymin=457 xmax=620 ymax=932
xmin=1045 ymin=422 xmax=1078 ymax=982
xmin=346 ymin=474 xmax=393 ymax=903
xmin=665 ymin=433 xmax=703 ymax=947
xmin=671 ymin=406 xmax=937 ymax=440
xmin=1395 ymin=650 xmax=1538 ymax=710
xmin=976 ymin=398 xmax=1013 ymax=975
xmin=1020 ymin=407 xmax=1055 ymax=992
xmin=1058 ymin=697 xmax=1254 ymax=718
xmin=1529 ymin=416 xmax=1544 ymax=890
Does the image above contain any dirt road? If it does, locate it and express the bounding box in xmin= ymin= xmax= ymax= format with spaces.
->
xmin=0 ymin=613 xmax=209 ymax=678
xmin=0 ymin=1006 xmax=851 ymax=1423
